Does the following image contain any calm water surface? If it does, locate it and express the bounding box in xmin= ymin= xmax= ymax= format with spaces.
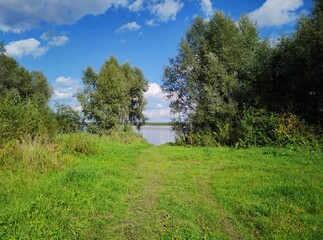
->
xmin=134 ymin=126 xmax=175 ymax=146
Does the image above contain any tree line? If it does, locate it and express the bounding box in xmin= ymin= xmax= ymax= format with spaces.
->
xmin=0 ymin=0 xmax=322 ymax=147
xmin=162 ymin=0 xmax=322 ymax=147
xmin=0 ymin=47 xmax=148 ymax=144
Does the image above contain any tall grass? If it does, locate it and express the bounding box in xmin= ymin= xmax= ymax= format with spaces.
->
xmin=0 ymin=136 xmax=66 ymax=172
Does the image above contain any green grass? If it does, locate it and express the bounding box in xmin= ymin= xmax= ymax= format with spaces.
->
xmin=0 ymin=135 xmax=322 ymax=239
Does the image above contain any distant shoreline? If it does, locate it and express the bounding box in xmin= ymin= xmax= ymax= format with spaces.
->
xmin=142 ymin=122 xmax=172 ymax=126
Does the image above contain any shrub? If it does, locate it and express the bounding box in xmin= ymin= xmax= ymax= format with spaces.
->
xmin=0 ymin=136 xmax=65 ymax=172
xmin=102 ymin=130 xmax=147 ymax=144
xmin=235 ymin=108 xmax=279 ymax=148
xmin=0 ymin=94 xmax=57 ymax=144
xmin=175 ymin=108 xmax=321 ymax=148
xmin=55 ymin=133 xmax=100 ymax=156
xmin=274 ymin=113 xmax=320 ymax=147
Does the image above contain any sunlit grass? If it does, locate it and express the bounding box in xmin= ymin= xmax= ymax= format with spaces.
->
xmin=0 ymin=135 xmax=321 ymax=239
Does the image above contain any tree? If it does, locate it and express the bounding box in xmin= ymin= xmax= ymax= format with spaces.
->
xmin=0 ymin=43 xmax=56 ymax=142
xmin=162 ymin=12 xmax=265 ymax=143
xmin=77 ymin=56 xmax=148 ymax=133
xmin=259 ymin=0 xmax=323 ymax=126
xmin=55 ymin=104 xmax=82 ymax=133
xmin=0 ymin=46 xmax=52 ymax=103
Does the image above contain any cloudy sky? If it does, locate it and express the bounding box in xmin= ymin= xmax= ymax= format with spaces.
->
xmin=0 ymin=0 xmax=312 ymax=122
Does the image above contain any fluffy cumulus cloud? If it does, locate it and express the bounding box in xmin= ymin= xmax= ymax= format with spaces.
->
xmin=52 ymin=76 xmax=82 ymax=103
xmin=5 ymin=32 xmax=69 ymax=59
xmin=116 ymin=21 xmax=141 ymax=33
xmin=4 ymin=38 xmax=48 ymax=58
xmin=0 ymin=0 xmax=188 ymax=33
xmin=0 ymin=0 xmax=128 ymax=33
xmin=200 ymin=0 xmax=213 ymax=17
xmin=249 ymin=0 xmax=303 ymax=28
xmin=150 ymin=0 xmax=184 ymax=22
xmin=144 ymin=83 xmax=171 ymax=122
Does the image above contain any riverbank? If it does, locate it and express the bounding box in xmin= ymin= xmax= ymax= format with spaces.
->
xmin=0 ymin=134 xmax=322 ymax=239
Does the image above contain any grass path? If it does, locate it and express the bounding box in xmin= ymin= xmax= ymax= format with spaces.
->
xmin=117 ymin=147 xmax=167 ymax=239
xmin=0 ymin=141 xmax=322 ymax=239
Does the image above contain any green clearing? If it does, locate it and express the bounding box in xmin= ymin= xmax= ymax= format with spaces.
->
xmin=0 ymin=138 xmax=322 ymax=239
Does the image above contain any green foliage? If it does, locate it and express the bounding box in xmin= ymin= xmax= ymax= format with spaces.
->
xmin=273 ymin=113 xmax=320 ymax=147
xmin=163 ymin=8 xmax=322 ymax=147
xmin=0 ymin=54 xmax=52 ymax=103
xmin=77 ymin=56 xmax=148 ymax=133
xmin=55 ymin=133 xmax=100 ymax=156
xmin=55 ymin=104 xmax=82 ymax=133
xmin=235 ymin=108 xmax=279 ymax=148
xmin=0 ymin=92 xmax=57 ymax=144
xmin=256 ymin=1 xmax=323 ymax=126
xmin=163 ymin=12 xmax=266 ymax=139
xmin=101 ymin=130 xmax=148 ymax=144
xmin=0 ymin=52 xmax=55 ymax=143
xmin=0 ymin=136 xmax=65 ymax=172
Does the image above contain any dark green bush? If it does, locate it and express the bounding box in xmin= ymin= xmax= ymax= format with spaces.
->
xmin=0 ymin=93 xmax=57 ymax=143
xmin=175 ymin=108 xmax=321 ymax=148
xmin=235 ymin=108 xmax=279 ymax=148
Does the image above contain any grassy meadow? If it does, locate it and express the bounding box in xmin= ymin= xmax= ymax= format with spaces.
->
xmin=0 ymin=134 xmax=322 ymax=239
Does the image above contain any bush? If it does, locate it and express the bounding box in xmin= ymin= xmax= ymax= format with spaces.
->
xmin=55 ymin=133 xmax=100 ymax=156
xmin=175 ymin=108 xmax=321 ymax=148
xmin=102 ymin=129 xmax=147 ymax=144
xmin=0 ymin=94 xmax=57 ymax=143
xmin=274 ymin=113 xmax=320 ymax=147
xmin=0 ymin=136 xmax=65 ymax=172
xmin=235 ymin=108 xmax=279 ymax=148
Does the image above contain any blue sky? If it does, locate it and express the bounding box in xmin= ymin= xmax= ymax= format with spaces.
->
xmin=0 ymin=0 xmax=313 ymax=122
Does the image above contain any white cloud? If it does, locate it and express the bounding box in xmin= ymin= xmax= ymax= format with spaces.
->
xmin=116 ymin=21 xmax=141 ymax=33
xmin=49 ymin=36 xmax=69 ymax=46
xmin=55 ymin=76 xmax=78 ymax=85
xmin=150 ymin=0 xmax=184 ymax=22
xmin=52 ymin=90 xmax=74 ymax=101
xmin=129 ymin=0 xmax=144 ymax=12
xmin=5 ymin=38 xmax=48 ymax=58
xmin=249 ymin=0 xmax=303 ymax=28
xmin=52 ymin=76 xmax=82 ymax=102
xmin=144 ymin=82 xmax=171 ymax=122
xmin=50 ymin=36 xmax=68 ymax=46
xmin=41 ymin=32 xmax=69 ymax=46
xmin=144 ymin=82 xmax=165 ymax=99
xmin=200 ymin=0 xmax=213 ymax=17
xmin=0 ymin=0 xmax=129 ymax=33
xmin=145 ymin=19 xmax=158 ymax=26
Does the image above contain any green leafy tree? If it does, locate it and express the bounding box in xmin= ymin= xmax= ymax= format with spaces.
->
xmin=55 ymin=104 xmax=82 ymax=133
xmin=77 ymin=56 xmax=148 ymax=133
xmin=258 ymin=0 xmax=323 ymax=126
xmin=0 ymin=43 xmax=56 ymax=142
xmin=162 ymin=12 xmax=265 ymax=144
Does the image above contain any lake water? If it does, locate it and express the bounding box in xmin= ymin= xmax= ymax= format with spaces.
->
xmin=134 ymin=125 xmax=175 ymax=146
